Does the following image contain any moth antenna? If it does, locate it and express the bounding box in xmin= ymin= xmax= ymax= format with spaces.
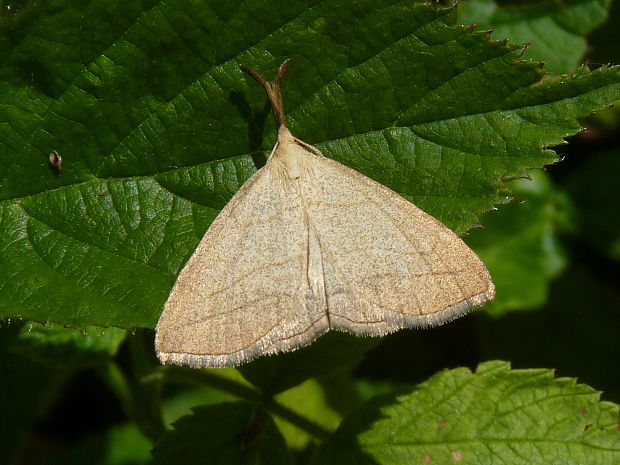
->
xmin=240 ymin=59 xmax=291 ymax=129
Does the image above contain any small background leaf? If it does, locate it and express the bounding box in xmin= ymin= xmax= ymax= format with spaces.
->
xmin=466 ymin=170 xmax=570 ymax=315
xmin=0 ymin=320 xmax=127 ymax=463
xmin=9 ymin=322 xmax=126 ymax=367
xmin=458 ymin=0 xmax=611 ymax=74
xmin=159 ymin=369 xmax=246 ymax=427
xmin=150 ymin=402 xmax=294 ymax=465
xmin=0 ymin=323 xmax=61 ymax=465
xmin=274 ymin=379 xmax=342 ymax=451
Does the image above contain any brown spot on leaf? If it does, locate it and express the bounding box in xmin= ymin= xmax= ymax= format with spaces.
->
xmin=421 ymin=454 xmax=432 ymax=463
xmin=438 ymin=418 xmax=446 ymax=431
xmin=451 ymin=450 xmax=464 ymax=462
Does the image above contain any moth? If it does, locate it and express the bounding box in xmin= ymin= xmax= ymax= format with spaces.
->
xmin=155 ymin=61 xmax=494 ymax=368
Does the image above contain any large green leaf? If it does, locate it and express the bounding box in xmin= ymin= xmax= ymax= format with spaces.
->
xmin=1 ymin=1 xmax=620 ymax=329
xmin=313 ymin=360 xmax=620 ymax=465
xmin=458 ymin=0 xmax=611 ymax=74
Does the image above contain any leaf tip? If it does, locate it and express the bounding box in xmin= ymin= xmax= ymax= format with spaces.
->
xmin=515 ymin=43 xmax=532 ymax=58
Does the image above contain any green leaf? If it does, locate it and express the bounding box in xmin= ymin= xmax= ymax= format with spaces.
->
xmin=466 ymin=170 xmax=570 ymax=315
xmin=458 ymin=0 xmax=612 ymax=74
xmin=8 ymin=321 xmax=126 ymax=367
xmin=158 ymin=367 xmax=251 ymax=427
xmin=1 ymin=1 xmax=620 ymax=329
xmin=150 ymin=402 xmax=294 ymax=465
xmin=313 ymin=361 xmax=620 ymax=465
